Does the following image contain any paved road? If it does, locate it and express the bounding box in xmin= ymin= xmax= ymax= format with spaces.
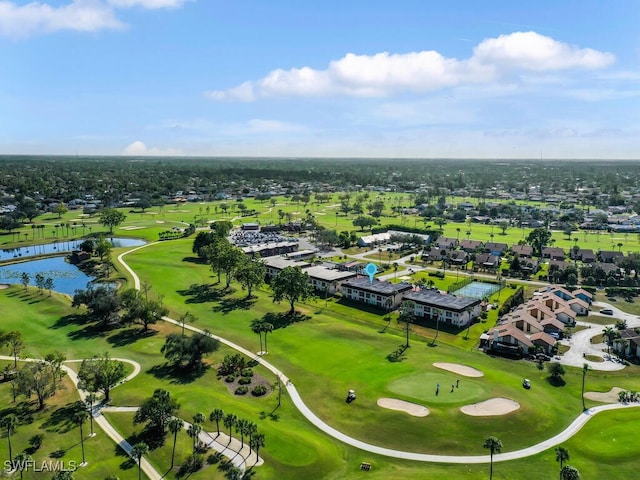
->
xmin=116 ymin=244 xmax=640 ymax=465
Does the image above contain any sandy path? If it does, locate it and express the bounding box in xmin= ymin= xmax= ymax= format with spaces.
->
xmin=461 ymin=398 xmax=520 ymax=416
xmin=584 ymin=387 xmax=625 ymax=403
xmin=378 ymin=398 xmax=430 ymax=417
xmin=434 ymin=362 xmax=484 ymax=377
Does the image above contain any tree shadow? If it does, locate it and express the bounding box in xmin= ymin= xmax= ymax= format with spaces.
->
xmin=177 ymin=283 xmax=226 ymax=304
xmin=0 ymin=401 xmax=34 ymax=426
xmin=41 ymin=402 xmax=83 ymax=434
xmin=50 ymin=314 xmax=88 ymax=330
xmin=546 ymin=376 xmax=566 ymax=387
xmin=259 ymin=311 xmax=311 ymax=330
xmin=212 ymin=296 xmax=256 ymax=315
xmin=125 ymin=427 xmax=167 ymax=451
xmin=66 ymin=322 xmax=112 ymax=341
xmin=386 ymin=345 xmax=408 ymax=362
xmin=107 ymin=327 xmax=157 ymax=347
xmin=148 ymin=362 xmax=209 ymax=385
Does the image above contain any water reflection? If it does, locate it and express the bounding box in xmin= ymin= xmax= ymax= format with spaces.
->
xmin=0 ymin=237 xmax=146 ymax=261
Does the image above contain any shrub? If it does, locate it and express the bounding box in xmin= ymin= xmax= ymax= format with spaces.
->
xmin=241 ymin=368 xmax=254 ymax=377
xmin=225 ymin=375 xmax=236 ymax=383
xmin=235 ymin=386 xmax=249 ymax=395
xmin=178 ymin=454 xmax=203 ymax=475
xmin=28 ymin=434 xmax=44 ymax=451
xmin=238 ymin=376 xmax=252 ymax=385
xmin=207 ymin=452 xmax=224 ymax=465
xmin=251 ymin=385 xmax=268 ymax=396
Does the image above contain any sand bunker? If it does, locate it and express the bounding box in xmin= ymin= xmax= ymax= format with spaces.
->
xmin=433 ymin=362 xmax=484 ymax=377
xmin=584 ymin=387 xmax=624 ymax=403
xmin=377 ymin=398 xmax=430 ymax=417
xmin=120 ymin=226 xmax=146 ymax=230
xmin=0 ymin=284 xmax=9 ymax=290
xmin=461 ymin=398 xmax=520 ymax=416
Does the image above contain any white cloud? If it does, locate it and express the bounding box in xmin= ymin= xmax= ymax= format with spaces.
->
xmin=122 ymin=140 xmax=181 ymax=155
xmin=0 ymin=1 xmax=125 ymax=38
xmin=207 ymin=31 xmax=614 ymax=102
xmin=108 ymin=0 xmax=191 ymax=9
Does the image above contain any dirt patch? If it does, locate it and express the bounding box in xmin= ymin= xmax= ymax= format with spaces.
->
xmin=221 ymin=371 xmax=272 ymax=397
xmin=434 ymin=362 xmax=484 ymax=377
xmin=377 ymin=398 xmax=430 ymax=417
xmin=461 ymin=398 xmax=520 ymax=416
xmin=584 ymin=387 xmax=624 ymax=403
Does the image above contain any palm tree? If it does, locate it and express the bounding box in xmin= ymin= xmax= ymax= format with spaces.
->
xmin=431 ymin=308 xmax=442 ymax=346
xmin=483 ymin=436 xmax=502 ymax=480
xmin=73 ymin=408 xmax=89 ymax=465
xmin=1 ymin=414 xmax=17 ymax=463
xmin=581 ymin=364 xmax=590 ymax=411
xmin=85 ymin=392 xmax=97 ymax=436
xmin=250 ymin=319 xmax=264 ymax=353
xmin=168 ymin=417 xmax=183 ymax=469
xmin=560 ymin=465 xmax=580 ymax=480
xmin=13 ymin=452 xmax=31 ymax=480
xmin=262 ymin=322 xmax=274 ymax=354
xmin=398 ymin=301 xmax=415 ymax=348
xmin=464 ymin=305 xmax=474 ymax=339
xmin=187 ymin=422 xmax=202 ymax=454
xmin=602 ymin=326 xmax=615 ymax=353
xmin=180 ymin=311 xmax=197 ymax=337
xmin=209 ymin=409 xmax=224 ymax=436
xmin=250 ymin=432 xmax=265 ymax=462
xmin=223 ymin=413 xmax=237 ymax=445
xmin=236 ymin=418 xmax=248 ymax=448
xmin=245 ymin=421 xmax=258 ymax=453
xmin=556 ymin=446 xmax=570 ymax=479
xmin=193 ymin=412 xmax=206 ymax=425
xmin=131 ymin=442 xmax=149 ymax=480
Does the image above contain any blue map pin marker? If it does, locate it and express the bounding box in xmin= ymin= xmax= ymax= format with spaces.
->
xmin=364 ymin=263 xmax=377 ymax=283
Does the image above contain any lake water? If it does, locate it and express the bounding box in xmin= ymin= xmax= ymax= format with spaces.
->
xmin=0 ymin=256 xmax=106 ymax=296
xmin=0 ymin=237 xmax=146 ymax=261
xmin=453 ymin=281 xmax=501 ymax=300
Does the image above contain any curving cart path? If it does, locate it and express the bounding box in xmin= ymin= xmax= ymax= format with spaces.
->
xmin=118 ymin=244 xmax=640 ymax=464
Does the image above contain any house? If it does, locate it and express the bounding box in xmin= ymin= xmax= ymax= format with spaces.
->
xmin=599 ymin=250 xmax=624 ymax=263
xmin=241 ymin=241 xmax=298 ymax=257
xmin=402 ymin=289 xmax=482 ymax=328
xmin=304 ymin=266 xmax=357 ymax=294
xmin=422 ymin=247 xmax=447 ymax=262
xmin=542 ymin=247 xmax=565 ymax=261
xmin=614 ymin=328 xmax=640 ymax=358
xmin=341 ymin=278 xmax=413 ymax=310
xmin=474 ymin=253 xmax=501 ymax=270
xmin=530 ymin=332 xmax=557 ymax=355
xmin=572 ymin=288 xmax=594 ymax=305
xmin=448 ymin=250 xmax=469 ymax=265
xmin=512 ymin=245 xmax=534 ymax=258
xmin=519 ymin=259 xmax=539 ymax=274
xmin=263 ymin=256 xmax=310 ymax=279
xmin=571 ymin=248 xmax=597 ymax=263
xmin=485 ymin=325 xmax=533 ymax=354
xmin=460 ymin=239 xmax=484 ymax=252
xmin=484 ymin=242 xmax=508 ymax=255
xmin=435 ymin=237 xmax=459 ymax=249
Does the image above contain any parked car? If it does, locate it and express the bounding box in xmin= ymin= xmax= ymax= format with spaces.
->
xmin=600 ymin=308 xmax=613 ymax=315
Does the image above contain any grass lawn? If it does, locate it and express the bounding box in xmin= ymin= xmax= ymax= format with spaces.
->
xmin=1 ymin=232 xmax=640 ymax=479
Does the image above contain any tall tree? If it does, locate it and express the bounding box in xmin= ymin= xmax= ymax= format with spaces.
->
xmin=0 ymin=414 xmax=17 ymax=463
xmin=270 ymin=266 xmax=313 ymax=313
xmin=527 ymin=227 xmax=552 ymax=257
xmin=131 ymin=442 xmax=149 ymax=480
xmin=556 ymin=446 xmax=570 ymax=479
xmin=209 ymin=409 xmax=224 ymax=436
xmin=72 ymin=285 xmax=121 ymax=326
xmin=234 ymin=257 xmax=266 ymax=298
xmin=85 ymin=392 xmax=97 ymax=437
xmin=134 ymin=389 xmax=180 ymax=434
xmin=77 ymin=353 xmax=127 ymax=402
xmin=167 ymin=417 xmax=183 ymax=469
xmin=187 ymin=422 xmax=202 ymax=454
xmin=120 ymin=289 xmax=168 ymax=332
xmin=223 ymin=413 xmax=237 ymax=444
xmin=99 ymin=208 xmax=126 ymax=234
xmin=250 ymin=319 xmax=264 ymax=353
xmin=73 ymin=405 xmax=89 ymax=465
xmin=581 ymin=364 xmax=590 ymax=411
xmin=161 ymin=333 xmax=220 ymax=369
xmin=17 ymin=360 xmax=62 ymax=409
xmin=179 ymin=311 xmax=197 ymax=337
xmin=4 ymin=331 xmax=24 ymax=368
xmin=483 ymin=436 xmax=502 ymax=480
xmin=250 ymin=432 xmax=265 ymax=462
xmin=398 ymin=301 xmax=415 ymax=348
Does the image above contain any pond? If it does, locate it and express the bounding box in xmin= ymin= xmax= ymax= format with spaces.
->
xmin=0 ymin=256 xmax=104 ymax=296
xmin=0 ymin=237 xmax=146 ymax=261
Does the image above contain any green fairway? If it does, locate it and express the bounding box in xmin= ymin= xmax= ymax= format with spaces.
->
xmin=388 ymin=373 xmax=489 ymax=405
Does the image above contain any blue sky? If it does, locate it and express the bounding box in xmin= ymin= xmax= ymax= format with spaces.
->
xmin=1 ymin=0 xmax=639 ymax=158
